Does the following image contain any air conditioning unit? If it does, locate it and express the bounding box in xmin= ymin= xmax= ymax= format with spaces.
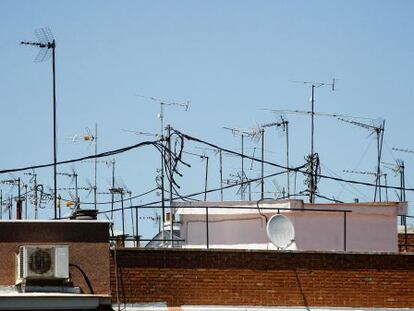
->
xmin=16 ymin=245 xmax=69 ymax=284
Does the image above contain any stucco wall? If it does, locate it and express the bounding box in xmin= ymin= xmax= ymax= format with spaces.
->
xmin=179 ymin=202 xmax=401 ymax=252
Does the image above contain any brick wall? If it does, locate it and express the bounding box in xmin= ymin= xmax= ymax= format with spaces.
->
xmin=110 ymin=248 xmax=414 ymax=308
xmin=398 ymin=233 xmax=414 ymax=252
xmin=0 ymin=221 xmax=111 ymax=295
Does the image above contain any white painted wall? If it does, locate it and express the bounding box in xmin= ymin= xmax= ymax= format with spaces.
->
xmin=175 ymin=200 xmax=406 ymax=252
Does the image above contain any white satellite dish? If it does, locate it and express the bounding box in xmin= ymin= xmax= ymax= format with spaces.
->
xmin=266 ymin=214 xmax=295 ymax=249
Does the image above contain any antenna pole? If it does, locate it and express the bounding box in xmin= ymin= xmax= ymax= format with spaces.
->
xmin=261 ymin=129 xmax=265 ymax=200
xmin=34 ymin=174 xmax=38 ymax=220
xmin=167 ymin=124 xmax=174 ymax=247
xmin=110 ymin=159 xmax=115 ymax=220
xmin=285 ymin=120 xmax=290 ymax=197
xmin=9 ymin=196 xmax=12 ymax=220
xmin=219 ymin=150 xmax=223 ymax=201
xmin=94 ymin=123 xmax=98 ymax=210
xmin=401 ymin=161 xmax=406 ymax=201
xmin=241 ymin=134 xmax=244 ymax=200
xmin=0 ymin=190 xmax=2 ymax=220
xmin=17 ymin=178 xmax=21 ymax=220
xmin=134 ymin=192 xmax=139 ymax=247
xmin=374 ymin=121 xmax=385 ymax=202
xmin=24 ymin=185 xmax=28 ymax=219
xmin=204 ymin=156 xmax=209 ymax=201
xmin=160 ymin=103 xmax=166 ymax=227
xmin=309 ymin=85 xmax=315 ymax=203
xmin=75 ymin=173 xmax=79 ymax=209
xmin=52 ymin=41 xmax=58 ymax=219
xmin=121 ymin=191 xmax=125 ymax=247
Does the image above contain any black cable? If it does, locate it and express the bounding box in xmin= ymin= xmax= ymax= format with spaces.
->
xmin=97 ymin=170 xmax=289 ymax=215
xmin=0 ymin=140 xmax=161 ymax=175
xmin=52 ymin=187 xmax=159 ymax=205
xmin=172 ymin=129 xmax=414 ymax=192
xmin=69 ymin=263 xmax=94 ymax=294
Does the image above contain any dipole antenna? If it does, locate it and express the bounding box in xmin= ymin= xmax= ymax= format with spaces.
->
xmin=292 ymin=79 xmax=336 ymax=203
xmin=261 ymin=116 xmax=290 ymax=197
xmin=223 ymin=126 xmax=262 ymax=200
xmin=338 ymin=118 xmax=385 ymax=202
xmin=137 ymin=94 xmax=189 ymax=224
xmin=21 ymin=27 xmax=58 ymax=219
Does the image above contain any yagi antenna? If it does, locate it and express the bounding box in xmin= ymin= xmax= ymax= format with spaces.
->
xmin=21 ymin=27 xmax=59 ymax=219
xmin=291 ymin=78 xmax=336 ymax=91
xmin=291 ymin=78 xmax=337 ymax=204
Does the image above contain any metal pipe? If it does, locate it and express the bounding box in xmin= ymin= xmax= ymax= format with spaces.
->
xmin=206 ymin=205 xmax=209 ymax=249
xmin=24 ymin=185 xmax=28 ymax=219
xmin=219 ymin=150 xmax=223 ymax=201
xmin=34 ymin=175 xmax=38 ymax=220
xmin=285 ymin=121 xmax=290 ymax=197
xmin=17 ymin=178 xmax=21 ymax=220
xmin=241 ymin=134 xmax=244 ymax=200
xmin=167 ymin=125 xmax=174 ymax=247
xmin=343 ymin=211 xmax=347 ymax=251
xmin=110 ymin=159 xmax=115 ymax=220
xmin=204 ymin=156 xmax=209 ymax=201
xmin=52 ymin=42 xmax=58 ymax=219
xmin=94 ymin=123 xmax=98 ymax=210
xmin=121 ymin=192 xmax=125 ymax=247
xmin=261 ymin=129 xmax=265 ymax=200
xmin=310 ymin=84 xmax=315 ymax=204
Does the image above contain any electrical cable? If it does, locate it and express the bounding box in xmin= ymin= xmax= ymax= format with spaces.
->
xmin=96 ymin=170 xmax=289 ymax=215
xmin=0 ymin=139 xmax=162 ymax=175
xmin=172 ymin=129 xmax=414 ymax=192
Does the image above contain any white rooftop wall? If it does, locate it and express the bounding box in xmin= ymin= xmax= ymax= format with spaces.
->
xmin=173 ymin=200 xmax=407 ymax=252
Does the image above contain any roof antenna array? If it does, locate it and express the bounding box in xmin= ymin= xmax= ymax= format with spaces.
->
xmin=136 ymin=94 xmax=190 ymax=226
xmin=291 ymin=79 xmax=336 ymax=203
xmin=21 ymin=27 xmax=59 ymax=219
xmin=338 ymin=118 xmax=385 ymax=202
xmin=261 ymin=116 xmax=290 ymax=197
xmin=223 ymin=126 xmax=263 ymax=200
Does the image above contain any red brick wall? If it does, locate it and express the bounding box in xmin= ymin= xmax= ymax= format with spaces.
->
xmin=0 ymin=221 xmax=110 ymax=295
xmin=399 ymin=233 xmax=414 ymax=252
xmin=110 ymin=248 xmax=414 ymax=308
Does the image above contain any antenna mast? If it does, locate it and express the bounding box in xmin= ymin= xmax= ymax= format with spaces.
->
xmin=21 ymin=27 xmax=58 ymax=218
xmin=261 ymin=117 xmax=290 ymax=197
xmin=339 ymin=118 xmax=385 ymax=201
xmin=137 ymin=95 xmax=189 ymax=226
xmin=292 ymin=79 xmax=336 ymax=203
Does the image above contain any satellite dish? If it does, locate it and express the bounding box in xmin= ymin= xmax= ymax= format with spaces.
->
xmin=266 ymin=214 xmax=295 ymax=249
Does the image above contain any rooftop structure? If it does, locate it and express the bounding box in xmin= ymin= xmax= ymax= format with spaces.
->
xmin=172 ymin=199 xmax=407 ymax=252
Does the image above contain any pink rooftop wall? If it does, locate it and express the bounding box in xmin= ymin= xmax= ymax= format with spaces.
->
xmin=179 ymin=201 xmax=405 ymax=252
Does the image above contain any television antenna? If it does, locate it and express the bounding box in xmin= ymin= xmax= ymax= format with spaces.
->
xmin=223 ymin=126 xmax=263 ymax=199
xmin=382 ymin=160 xmax=406 ymax=202
xmin=292 ymin=79 xmax=336 ymax=203
xmin=343 ymin=169 xmax=388 ymax=201
xmin=57 ymin=168 xmax=80 ymax=209
xmin=261 ymin=116 xmax=290 ymax=197
xmin=195 ymin=147 xmax=224 ymax=200
xmin=137 ymin=95 xmax=189 ymax=224
xmin=338 ymin=118 xmax=385 ymax=202
xmin=21 ymin=27 xmax=58 ymax=219
xmin=1 ymin=177 xmax=23 ymax=219
xmin=109 ymin=182 xmax=127 ymax=247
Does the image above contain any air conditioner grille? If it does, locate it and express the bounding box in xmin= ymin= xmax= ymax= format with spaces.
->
xmin=28 ymin=248 xmax=53 ymax=274
xmin=19 ymin=251 xmax=24 ymax=279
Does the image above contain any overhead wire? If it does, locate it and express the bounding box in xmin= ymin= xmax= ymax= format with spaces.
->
xmin=172 ymin=129 xmax=414 ymax=192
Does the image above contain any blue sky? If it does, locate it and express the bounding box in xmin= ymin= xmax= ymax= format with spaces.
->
xmin=1 ymin=1 xmax=414 ymax=238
